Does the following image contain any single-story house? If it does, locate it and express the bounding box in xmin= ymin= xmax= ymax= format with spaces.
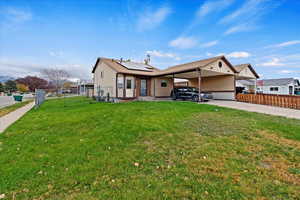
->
xmin=92 ymin=56 xmax=259 ymax=100
xmin=256 ymin=78 xmax=300 ymax=95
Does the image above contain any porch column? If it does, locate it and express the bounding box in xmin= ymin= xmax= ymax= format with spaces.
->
xmin=116 ymin=73 xmax=118 ymax=98
xmin=172 ymin=74 xmax=175 ymax=89
xmin=123 ymin=74 xmax=126 ymax=98
xmin=198 ymin=68 xmax=202 ymax=102
xmin=153 ymin=78 xmax=156 ymax=97
xmin=254 ymin=78 xmax=257 ymax=94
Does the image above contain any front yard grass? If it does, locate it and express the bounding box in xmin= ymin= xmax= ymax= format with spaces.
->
xmin=0 ymin=97 xmax=299 ymax=199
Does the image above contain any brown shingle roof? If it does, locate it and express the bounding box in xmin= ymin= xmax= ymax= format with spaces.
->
xmin=92 ymin=56 xmax=238 ymax=76
xmin=158 ymin=56 xmax=237 ymax=76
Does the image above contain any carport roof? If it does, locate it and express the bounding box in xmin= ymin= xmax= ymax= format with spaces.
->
xmin=156 ymin=56 xmax=237 ymax=76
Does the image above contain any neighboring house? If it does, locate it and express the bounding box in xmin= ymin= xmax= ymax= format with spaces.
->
xmin=256 ymin=78 xmax=300 ymax=95
xmin=79 ymin=83 xmax=94 ymax=97
xmin=92 ymin=56 xmax=259 ymax=100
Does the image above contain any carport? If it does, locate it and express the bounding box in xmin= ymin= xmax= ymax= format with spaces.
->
xmin=235 ymin=64 xmax=260 ymax=94
xmin=153 ymin=56 xmax=238 ymax=100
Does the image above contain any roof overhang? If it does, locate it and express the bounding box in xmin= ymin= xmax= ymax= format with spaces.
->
xmin=92 ymin=58 xmax=101 ymax=73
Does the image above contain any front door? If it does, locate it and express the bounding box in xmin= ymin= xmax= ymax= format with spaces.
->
xmin=140 ymin=79 xmax=147 ymax=96
xmin=289 ymin=86 xmax=293 ymax=95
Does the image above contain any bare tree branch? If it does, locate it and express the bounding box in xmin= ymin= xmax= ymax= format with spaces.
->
xmin=41 ymin=69 xmax=70 ymax=95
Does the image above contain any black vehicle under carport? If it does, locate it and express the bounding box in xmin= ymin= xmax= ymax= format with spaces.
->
xmin=170 ymin=87 xmax=213 ymax=102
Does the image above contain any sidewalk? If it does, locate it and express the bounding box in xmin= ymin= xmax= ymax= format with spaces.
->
xmin=0 ymin=102 xmax=35 ymax=133
xmin=206 ymin=100 xmax=300 ymax=120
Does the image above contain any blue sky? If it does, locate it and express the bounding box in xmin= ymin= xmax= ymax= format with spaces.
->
xmin=0 ymin=0 xmax=300 ymax=80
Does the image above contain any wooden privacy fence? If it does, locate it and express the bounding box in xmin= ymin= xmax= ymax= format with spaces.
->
xmin=236 ymin=93 xmax=300 ymax=110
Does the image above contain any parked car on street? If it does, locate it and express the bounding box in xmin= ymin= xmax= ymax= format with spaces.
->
xmin=170 ymin=87 xmax=213 ymax=102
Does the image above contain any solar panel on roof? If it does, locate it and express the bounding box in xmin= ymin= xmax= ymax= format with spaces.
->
xmin=118 ymin=61 xmax=153 ymax=71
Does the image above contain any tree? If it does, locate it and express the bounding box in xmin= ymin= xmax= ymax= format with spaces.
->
xmin=4 ymin=80 xmax=17 ymax=93
xmin=17 ymin=83 xmax=29 ymax=93
xmin=41 ymin=69 xmax=70 ymax=95
xmin=63 ymin=81 xmax=73 ymax=89
xmin=15 ymin=76 xmax=48 ymax=92
xmin=0 ymin=83 xmax=4 ymax=93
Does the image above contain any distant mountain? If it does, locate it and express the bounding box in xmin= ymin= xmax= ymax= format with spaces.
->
xmin=0 ymin=76 xmax=14 ymax=83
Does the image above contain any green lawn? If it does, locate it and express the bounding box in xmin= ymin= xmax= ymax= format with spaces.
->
xmin=0 ymin=97 xmax=299 ymax=199
xmin=0 ymin=100 xmax=33 ymax=117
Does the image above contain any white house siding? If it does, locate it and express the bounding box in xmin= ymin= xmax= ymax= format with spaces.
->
xmin=258 ymin=84 xmax=294 ymax=95
xmin=94 ymin=61 xmax=116 ymax=97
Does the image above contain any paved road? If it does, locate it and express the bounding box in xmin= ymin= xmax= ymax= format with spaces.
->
xmin=206 ymin=100 xmax=300 ymax=120
xmin=0 ymin=96 xmax=15 ymax=108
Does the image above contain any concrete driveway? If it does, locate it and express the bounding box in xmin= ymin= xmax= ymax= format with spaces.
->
xmin=0 ymin=96 xmax=15 ymax=108
xmin=206 ymin=100 xmax=300 ymax=120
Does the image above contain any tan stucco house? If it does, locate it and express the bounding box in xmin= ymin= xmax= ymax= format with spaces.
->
xmin=92 ymin=56 xmax=259 ymax=100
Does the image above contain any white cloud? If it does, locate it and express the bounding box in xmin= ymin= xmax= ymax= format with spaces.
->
xmin=197 ymin=0 xmax=235 ymax=18
xmin=0 ymin=7 xmax=32 ymax=31
xmin=202 ymin=40 xmax=218 ymax=47
xmin=49 ymin=51 xmax=64 ymax=57
xmin=136 ymin=5 xmax=171 ymax=31
xmin=266 ymin=40 xmax=300 ymax=48
xmin=146 ymin=50 xmax=181 ymax=60
xmin=224 ymin=24 xmax=255 ymax=35
xmin=227 ymin=51 xmax=251 ymax=58
xmin=169 ymin=36 xmax=198 ymax=49
xmin=278 ymin=70 xmax=294 ymax=74
xmin=220 ymin=0 xmax=281 ymax=35
xmin=206 ymin=52 xmax=213 ymax=57
xmin=3 ymin=7 xmax=32 ymax=23
xmin=258 ymin=58 xmax=284 ymax=67
xmin=0 ymin=58 xmax=90 ymax=79
xmin=220 ymin=0 xmax=263 ymax=24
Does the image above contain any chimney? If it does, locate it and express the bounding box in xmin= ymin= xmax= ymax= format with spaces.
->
xmin=144 ymin=54 xmax=150 ymax=64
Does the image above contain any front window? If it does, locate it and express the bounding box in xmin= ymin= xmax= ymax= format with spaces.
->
xmin=270 ymin=87 xmax=279 ymax=91
xmin=126 ymin=79 xmax=132 ymax=89
xmin=161 ymin=80 xmax=167 ymax=87
xmin=117 ymin=77 xmax=124 ymax=88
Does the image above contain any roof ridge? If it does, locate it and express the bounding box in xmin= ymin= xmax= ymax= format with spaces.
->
xmin=164 ymin=56 xmax=223 ymax=70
